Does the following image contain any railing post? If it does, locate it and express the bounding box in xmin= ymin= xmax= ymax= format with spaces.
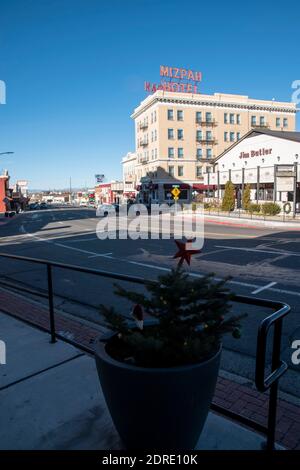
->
xmin=266 ymin=319 xmax=282 ymax=450
xmin=47 ymin=264 xmax=56 ymax=343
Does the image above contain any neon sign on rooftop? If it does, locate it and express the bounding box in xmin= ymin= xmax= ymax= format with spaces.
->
xmin=144 ymin=65 xmax=202 ymax=94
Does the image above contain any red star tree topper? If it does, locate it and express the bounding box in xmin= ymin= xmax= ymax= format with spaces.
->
xmin=173 ymin=240 xmax=201 ymax=267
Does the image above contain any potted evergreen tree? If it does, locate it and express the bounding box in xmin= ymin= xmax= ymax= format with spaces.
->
xmin=95 ymin=268 xmax=245 ymax=450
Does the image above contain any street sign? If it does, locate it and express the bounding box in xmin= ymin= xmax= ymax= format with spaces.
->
xmin=95 ymin=174 xmax=105 ymax=183
xmin=171 ymin=187 xmax=181 ymax=198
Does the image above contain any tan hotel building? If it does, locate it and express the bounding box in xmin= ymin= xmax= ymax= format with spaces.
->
xmin=123 ymin=90 xmax=296 ymax=203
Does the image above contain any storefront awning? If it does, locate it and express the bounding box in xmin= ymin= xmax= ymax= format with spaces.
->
xmin=193 ymin=184 xmax=216 ymax=190
xmin=163 ymin=183 xmax=190 ymax=190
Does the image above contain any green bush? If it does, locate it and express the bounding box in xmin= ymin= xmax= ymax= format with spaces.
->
xmin=192 ymin=202 xmax=197 ymax=212
xmin=221 ymin=181 xmax=235 ymax=211
xmin=242 ymin=184 xmax=251 ymax=210
xmin=248 ymin=203 xmax=261 ymax=213
xmin=204 ymin=202 xmax=212 ymax=210
xmin=261 ymin=202 xmax=281 ymax=216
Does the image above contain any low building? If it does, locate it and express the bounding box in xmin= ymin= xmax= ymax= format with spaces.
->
xmin=204 ymin=128 xmax=300 ymax=214
xmin=122 ymin=152 xmax=137 ymax=201
xmin=110 ymin=181 xmax=124 ymax=204
xmin=95 ymin=183 xmax=112 ymax=204
xmin=0 ymin=170 xmax=11 ymax=212
xmin=0 ymin=171 xmax=29 ymax=212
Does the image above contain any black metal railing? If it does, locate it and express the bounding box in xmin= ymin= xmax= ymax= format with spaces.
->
xmin=0 ymin=252 xmax=290 ymax=450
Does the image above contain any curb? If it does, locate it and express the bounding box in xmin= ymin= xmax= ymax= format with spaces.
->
xmin=182 ymin=211 xmax=300 ymax=229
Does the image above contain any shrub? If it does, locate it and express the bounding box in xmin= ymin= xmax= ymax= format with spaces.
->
xmin=221 ymin=181 xmax=235 ymax=211
xmin=261 ymin=202 xmax=281 ymax=216
xmin=100 ymin=268 xmax=246 ymax=368
xmin=248 ymin=203 xmax=261 ymax=213
xmin=204 ymin=202 xmax=212 ymax=210
xmin=242 ymin=184 xmax=251 ymax=210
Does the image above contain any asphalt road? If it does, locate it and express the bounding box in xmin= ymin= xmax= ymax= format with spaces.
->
xmin=1 ymin=207 xmax=300 ymax=399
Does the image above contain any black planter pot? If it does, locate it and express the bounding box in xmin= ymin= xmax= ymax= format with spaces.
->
xmin=95 ymin=337 xmax=221 ymax=450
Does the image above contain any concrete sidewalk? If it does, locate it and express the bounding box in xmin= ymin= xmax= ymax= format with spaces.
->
xmin=0 ymin=311 xmax=272 ymax=450
xmin=183 ymin=210 xmax=300 ymax=229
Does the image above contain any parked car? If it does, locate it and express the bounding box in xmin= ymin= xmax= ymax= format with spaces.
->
xmin=40 ymin=202 xmax=48 ymax=210
xmin=96 ymin=203 xmax=117 ymax=217
xmin=28 ymin=203 xmax=39 ymax=210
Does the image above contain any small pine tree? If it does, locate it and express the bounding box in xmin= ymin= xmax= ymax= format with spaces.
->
xmin=242 ymin=184 xmax=251 ymax=210
xmin=221 ymin=181 xmax=235 ymax=211
xmin=100 ymin=268 xmax=246 ymax=368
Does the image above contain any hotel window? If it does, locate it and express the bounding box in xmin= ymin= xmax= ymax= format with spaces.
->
xmin=251 ymin=116 xmax=256 ymax=126
xmin=206 ymin=130 xmax=212 ymax=141
xmin=155 ymin=148 xmax=157 ymax=159
xmin=168 ymin=128 xmax=174 ymax=139
xmin=151 ymin=131 xmax=154 ymax=142
xmin=178 ymin=129 xmax=184 ymax=140
xmin=151 ymin=113 xmax=153 ymax=124
xmin=283 ymin=118 xmax=288 ymax=128
xmin=154 ymin=110 xmax=157 ymax=122
xmin=196 ymin=166 xmax=202 ymax=177
xmin=230 ymin=132 xmax=235 ymax=142
xmin=224 ymin=113 xmax=228 ymax=124
xmin=237 ymin=114 xmax=241 ymax=124
xmin=151 ymin=149 xmax=154 ymax=159
xmin=177 ymin=110 xmax=183 ymax=121
xmin=178 ymin=147 xmax=184 ymax=158
xmin=155 ymin=129 xmax=157 ymax=140
xmin=168 ymin=166 xmax=174 ymax=177
xmin=206 ymin=148 xmax=212 ymax=159
xmin=167 ymin=109 xmax=174 ymax=120
xmin=260 ymin=116 xmax=265 ymax=126
xmin=168 ymin=147 xmax=174 ymax=158
xmin=276 ymin=117 xmax=281 ymax=128
xmin=237 ymin=132 xmax=241 ymax=140
xmin=196 ymin=148 xmax=202 ymax=160
xmin=206 ymin=112 xmax=212 ymax=122
xmin=196 ymin=130 xmax=202 ymax=141
xmin=178 ymin=166 xmax=184 ymax=177
xmin=196 ymin=111 xmax=202 ymax=122
xmin=230 ymin=113 xmax=235 ymax=124
xmin=224 ymin=132 xmax=228 ymax=142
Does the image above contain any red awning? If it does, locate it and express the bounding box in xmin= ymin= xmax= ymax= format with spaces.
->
xmin=163 ymin=183 xmax=191 ymax=190
xmin=193 ymin=184 xmax=216 ymax=190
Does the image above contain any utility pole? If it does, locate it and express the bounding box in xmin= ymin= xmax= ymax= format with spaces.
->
xmin=69 ymin=177 xmax=72 ymax=203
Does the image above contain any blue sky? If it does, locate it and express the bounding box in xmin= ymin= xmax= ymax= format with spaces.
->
xmin=0 ymin=0 xmax=299 ymax=189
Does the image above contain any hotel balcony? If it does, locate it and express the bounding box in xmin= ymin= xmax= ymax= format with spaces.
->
xmin=140 ymin=139 xmax=149 ymax=147
xmin=197 ymin=156 xmax=215 ymax=161
xmin=251 ymin=122 xmax=270 ymax=129
xmin=195 ymin=118 xmax=217 ymax=126
xmin=196 ymin=138 xmax=217 ymax=144
xmin=140 ymin=122 xmax=148 ymax=130
xmin=139 ymin=156 xmax=149 ymax=164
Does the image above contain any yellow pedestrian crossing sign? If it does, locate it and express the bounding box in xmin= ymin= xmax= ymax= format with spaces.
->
xmin=171 ymin=187 xmax=181 ymax=198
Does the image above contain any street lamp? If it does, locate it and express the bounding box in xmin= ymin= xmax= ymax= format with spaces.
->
xmin=0 ymin=151 xmax=14 ymax=156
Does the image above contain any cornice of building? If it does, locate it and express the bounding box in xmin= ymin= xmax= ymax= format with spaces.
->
xmin=131 ymin=91 xmax=297 ymax=119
